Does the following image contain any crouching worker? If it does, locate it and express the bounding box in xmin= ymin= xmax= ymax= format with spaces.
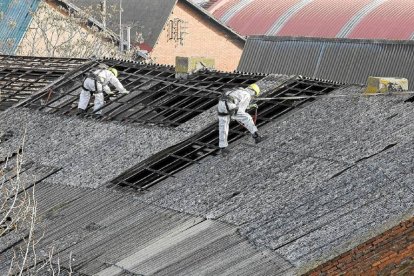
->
xmin=77 ymin=67 xmax=129 ymax=116
xmin=217 ymin=83 xmax=266 ymax=156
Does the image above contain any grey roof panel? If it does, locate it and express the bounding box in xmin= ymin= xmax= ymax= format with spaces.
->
xmin=0 ymin=108 xmax=190 ymax=188
xmin=142 ymin=85 xmax=414 ymax=273
xmin=2 ymin=55 xmax=414 ymax=275
xmin=96 ymin=219 xmax=281 ymax=275
xmin=0 ymin=180 xmax=292 ymax=275
xmin=238 ymin=36 xmax=414 ymax=84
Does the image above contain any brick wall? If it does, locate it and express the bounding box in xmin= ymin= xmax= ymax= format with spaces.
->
xmin=150 ymin=2 xmax=244 ymax=72
xmin=304 ymin=217 xmax=414 ymax=275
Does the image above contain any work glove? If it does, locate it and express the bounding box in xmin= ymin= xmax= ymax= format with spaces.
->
xmin=247 ymin=104 xmax=258 ymax=110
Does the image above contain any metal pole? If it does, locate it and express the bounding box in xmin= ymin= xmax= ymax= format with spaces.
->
xmin=126 ymin=26 xmax=131 ymax=51
xmin=119 ymin=0 xmax=123 ymax=51
xmin=101 ymin=0 xmax=106 ymax=29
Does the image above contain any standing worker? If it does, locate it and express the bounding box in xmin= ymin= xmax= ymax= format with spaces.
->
xmin=217 ymin=83 xmax=265 ymax=156
xmin=77 ymin=67 xmax=129 ymax=116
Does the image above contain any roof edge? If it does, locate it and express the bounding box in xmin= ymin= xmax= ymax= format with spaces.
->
xmin=248 ymin=35 xmax=414 ymax=45
xmin=180 ymin=0 xmax=246 ymax=45
xmin=149 ymin=0 xmax=178 ymax=51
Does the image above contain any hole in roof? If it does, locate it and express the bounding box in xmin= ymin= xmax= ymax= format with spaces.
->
xmin=22 ymin=60 xmax=264 ymax=127
xmin=404 ymin=96 xmax=414 ymax=102
xmin=109 ymin=79 xmax=343 ymax=191
xmin=0 ymin=130 xmax=13 ymax=143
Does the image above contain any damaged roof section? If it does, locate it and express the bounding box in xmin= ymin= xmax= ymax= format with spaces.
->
xmin=2 ymin=52 xmax=413 ymax=274
xmin=22 ymin=58 xmax=263 ymax=127
xmin=109 ymin=76 xmax=342 ymax=191
xmin=0 ymin=55 xmax=85 ymax=111
xmin=140 ymin=84 xmax=414 ymax=274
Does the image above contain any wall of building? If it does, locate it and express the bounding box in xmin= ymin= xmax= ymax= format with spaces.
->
xmin=150 ymin=2 xmax=243 ymax=72
xmin=304 ymin=217 xmax=414 ymax=275
xmin=16 ymin=0 xmax=117 ymax=58
xmin=0 ymin=0 xmax=42 ymax=55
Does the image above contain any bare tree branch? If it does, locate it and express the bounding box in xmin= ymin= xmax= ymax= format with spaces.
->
xmin=16 ymin=1 xmax=135 ymax=60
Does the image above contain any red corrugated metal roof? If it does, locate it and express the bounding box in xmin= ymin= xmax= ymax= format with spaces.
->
xmin=207 ymin=0 xmax=414 ymax=40
xmin=348 ymin=0 xmax=414 ymax=40
xmin=276 ymin=0 xmax=373 ymax=37
xmin=227 ymin=0 xmax=302 ymax=35
xmin=209 ymin=0 xmax=241 ymax=18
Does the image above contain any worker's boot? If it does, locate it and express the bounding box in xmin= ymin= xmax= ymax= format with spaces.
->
xmin=77 ymin=108 xmax=86 ymax=117
xmin=219 ymin=147 xmax=231 ymax=157
xmin=252 ymin=132 xmax=266 ymax=144
xmin=92 ymin=113 xmax=103 ymax=119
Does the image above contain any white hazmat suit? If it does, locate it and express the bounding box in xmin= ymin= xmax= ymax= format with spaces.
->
xmin=78 ymin=69 xmax=128 ymax=114
xmin=218 ymin=87 xmax=258 ymax=148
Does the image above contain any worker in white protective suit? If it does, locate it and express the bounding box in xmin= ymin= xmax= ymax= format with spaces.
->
xmin=77 ymin=67 xmax=129 ymax=116
xmin=217 ymin=83 xmax=265 ymax=156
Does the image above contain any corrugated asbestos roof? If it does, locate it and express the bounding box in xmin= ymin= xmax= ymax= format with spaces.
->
xmin=1 ymin=55 xmax=414 ymax=274
xmin=238 ymin=36 xmax=414 ymax=85
xmin=0 ymin=108 xmax=190 ymax=189
xmin=0 ymin=181 xmax=293 ymax=275
xmin=207 ymin=0 xmax=414 ymax=40
xmin=0 ymin=0 xmax=41 ymax=54
xmin=143 ymin=84 xmax=414 ymax=273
